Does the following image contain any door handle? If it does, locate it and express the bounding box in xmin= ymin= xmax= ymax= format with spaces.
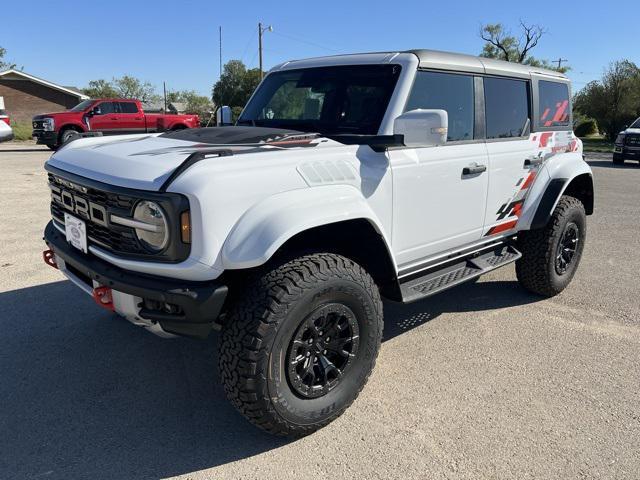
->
xmin=524 ymin=157 xmax=543 ymax=167
xmin=462 ymin=163 xmax=487 ymax=175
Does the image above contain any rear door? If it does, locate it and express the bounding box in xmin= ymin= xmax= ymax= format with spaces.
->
xmin=482 ymin=76 xmax=538 ymax=237
xmin=389 ymin=70 xmax=489 ymax=266
xmin=116 ymin=101 xmax=146 ymax=133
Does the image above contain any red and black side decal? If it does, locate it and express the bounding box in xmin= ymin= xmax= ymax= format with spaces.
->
xmin=485 ymin=171 xmax=537 ymax=236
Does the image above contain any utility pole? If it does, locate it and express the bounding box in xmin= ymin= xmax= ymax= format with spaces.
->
xmin=554 ymin=57 xmax=568 ymax=70
xmin=163 ymin=81 xmax=167 ymax=113
xmin=258 ymin=22 xmax=273 ymax=79
xmin=219 ymin=26 xmax=222 ymax=80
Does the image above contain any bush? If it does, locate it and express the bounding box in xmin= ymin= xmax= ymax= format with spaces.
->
xmin=574 ymin=118 xmax=598 ymax=137
xmin=10 ymin=121 xmax=33 ymax=141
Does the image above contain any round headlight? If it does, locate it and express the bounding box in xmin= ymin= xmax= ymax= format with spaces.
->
xmin=133 ymin=201 xmax=169 ymax=252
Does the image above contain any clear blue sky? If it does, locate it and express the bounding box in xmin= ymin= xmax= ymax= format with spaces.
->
xmin=2 ymin=0 xmax=637 ymax=97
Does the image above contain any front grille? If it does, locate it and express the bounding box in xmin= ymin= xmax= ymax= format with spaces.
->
xmin=33 ymin=119 xmax=45 ymax=130
xmin=626 ymin=134 xmax=640 ymax=146
xmin=47 ymin=169 xmax=191 ymax=263
xmin=48 ymin=173 xmax=145 ymax=255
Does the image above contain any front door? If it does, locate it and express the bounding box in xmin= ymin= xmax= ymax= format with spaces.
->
xmin=87 ymin=101 xmax=118 ymax=133
xmin=389 ymin=70 xmax=489 ymax=267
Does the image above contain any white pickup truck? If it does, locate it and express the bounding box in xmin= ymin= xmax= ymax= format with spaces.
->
xmin=43 ymin=49 xmax=594 ymax=436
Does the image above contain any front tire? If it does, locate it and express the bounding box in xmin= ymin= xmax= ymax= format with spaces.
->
xmin=219 ymin=253 xmax=383 ymax=436
xmin=612 ymin=154 xmax=625 ymax=165
xmin=516 ymin=195 xmax=586 ymax=297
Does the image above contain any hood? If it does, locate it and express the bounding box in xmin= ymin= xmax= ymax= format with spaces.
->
xmin=34 ymin=111 xmax=82 ymax=120
xmin=46 ymin=127 xmax=327 ymax=191
xmin=623 ymin=128 xmax=640 ymax=134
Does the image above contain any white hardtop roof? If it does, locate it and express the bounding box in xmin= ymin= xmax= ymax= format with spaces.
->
xmin=272 ymin=49 xmax=568 ymax=80
xmin=0 ymin=69 xmax=90 ymax=99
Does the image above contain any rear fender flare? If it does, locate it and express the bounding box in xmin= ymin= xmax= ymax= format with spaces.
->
xmin=522 ymin=152 xmax=593 ymax=230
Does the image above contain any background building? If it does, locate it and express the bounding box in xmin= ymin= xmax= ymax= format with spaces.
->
xmin=0 ymin=69 xmax=88 ymax=123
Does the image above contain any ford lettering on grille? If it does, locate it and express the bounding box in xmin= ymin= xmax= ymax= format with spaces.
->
xmin=50 ymin=184 xmax=108 ymax=226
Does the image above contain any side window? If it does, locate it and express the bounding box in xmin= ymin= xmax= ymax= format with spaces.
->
xmin=405 ymin=71 xmax=474 ymax=142
xmin=96 ymin=102 xmax=115 ymax=115
xmin=484 ymin=78 xmax=530 ymax=139
xmin=118 ymin=102 xmax=139 ymax=114
xmin=538 ymin=81 xmax=570 ymax=127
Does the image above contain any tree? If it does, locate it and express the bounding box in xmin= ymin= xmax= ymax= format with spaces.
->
xmin=574 ymin=60 xmax=640 ymax=141
xmin=113 ymin=75 xmax=158 ymax=103
xmin=82 ymin=79 xmax=118 ymax=98
xmin=82 ymin=76 xmax=160 ymax=103
xmin=212 ymin=60 xmax=261 ymax=109
xmin=0 ymin=46 xmax=16 ymax=70
xmin=479 ymin=21 xmax=569 ymax=73
xmin=165 ymin=89 xmax=213 ymax=120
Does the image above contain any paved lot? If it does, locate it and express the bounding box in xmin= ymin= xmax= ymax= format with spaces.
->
xmin=0 ymin=142 xmax=639 ymax=480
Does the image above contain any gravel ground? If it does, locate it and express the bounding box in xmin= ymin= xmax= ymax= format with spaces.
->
xmin=0 ymin=142 xmax=638 ymax=480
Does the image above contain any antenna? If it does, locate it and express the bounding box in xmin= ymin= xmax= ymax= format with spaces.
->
xmin=219 ymin=26 xmax=223 ymax=79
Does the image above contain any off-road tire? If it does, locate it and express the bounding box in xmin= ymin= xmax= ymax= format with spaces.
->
xmin=516 ymin=195 xmax=586 ymax=297
xmin=219 ymin=253 xmax=383 ymax=437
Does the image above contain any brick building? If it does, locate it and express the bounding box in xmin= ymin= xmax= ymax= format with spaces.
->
xmin=0 ymin=69 xmax=88 ymax=123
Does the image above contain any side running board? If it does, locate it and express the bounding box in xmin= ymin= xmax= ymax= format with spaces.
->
xmin=399 ymin=244 xmax=522 ymax=303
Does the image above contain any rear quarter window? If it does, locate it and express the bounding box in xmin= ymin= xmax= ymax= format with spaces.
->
xmin=538 ymin=81 xmax=570 ymax=127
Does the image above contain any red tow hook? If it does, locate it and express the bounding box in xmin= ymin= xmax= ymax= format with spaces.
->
xmin=92 ymin=286 xmax=115 ymax=311
xmin=43 ymin=249 xmax=58 ymax=269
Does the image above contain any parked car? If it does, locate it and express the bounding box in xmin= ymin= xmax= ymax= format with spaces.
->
xmin=613 ymin=117 xmax=640 ymax=164
xmin=42 ymin=49 xmax=593 ymax=436
xmin=0 ymin=95 xmax=10 ymax=127
xmin=32 ymin=98 xmax=200 ymax=150
xmin=0 ymin=115 xmax=13 ymax=142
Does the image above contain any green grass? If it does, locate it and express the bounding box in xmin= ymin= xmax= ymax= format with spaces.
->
xmin=580 ymin=136 xmax=614 ymax=153
xmin=10 ymin=121 xmax=34 ymax=141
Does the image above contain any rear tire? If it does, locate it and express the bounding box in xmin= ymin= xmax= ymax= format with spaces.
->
xmin=219 ymin=253 xmax=383 ymax=436
xmin=516 ymin=196 xmax=586 ymax=297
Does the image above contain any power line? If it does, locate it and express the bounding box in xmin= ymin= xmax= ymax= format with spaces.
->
xmin=270 ymin=30 xmax=339 ymax=53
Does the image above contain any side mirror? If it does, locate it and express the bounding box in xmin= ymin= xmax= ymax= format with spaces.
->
xmin=394 ymin=109 xmax=448 ymax=147
xmin=89 ymin=106 xmax=101 ymax=116
xmin=216 ymin=105 xmax=232 ymax=126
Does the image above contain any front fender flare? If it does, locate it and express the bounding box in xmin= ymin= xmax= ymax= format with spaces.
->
xmin=221 ymin=185 xmax=393 ymax=270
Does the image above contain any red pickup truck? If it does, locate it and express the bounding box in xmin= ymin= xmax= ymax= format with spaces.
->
xmin=32 ymin=98 xmax=200 ymax=150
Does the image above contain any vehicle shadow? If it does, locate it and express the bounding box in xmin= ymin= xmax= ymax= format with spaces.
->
xmin=0 ymin=277 xmax=540 ymax=479
xmin=0 ymin=280 xmax=289 ymax=480
xmin=383 ymin=278 xmax=540 ymax=341
xmin=0 ymin=148 xmax=51 ymax=153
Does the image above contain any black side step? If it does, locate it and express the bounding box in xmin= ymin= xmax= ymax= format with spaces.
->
xmin=399 ymin=244 xmax=522 ymax=303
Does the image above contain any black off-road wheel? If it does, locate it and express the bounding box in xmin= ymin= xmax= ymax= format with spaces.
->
xmin=516 ymin=195 xmax=586 ymax=297
xmin=219 ymin=253 xmax=383 ymax=437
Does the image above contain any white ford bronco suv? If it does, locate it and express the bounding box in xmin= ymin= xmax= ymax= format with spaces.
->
xmin=43 ymin=50 xmax=594 ymax=436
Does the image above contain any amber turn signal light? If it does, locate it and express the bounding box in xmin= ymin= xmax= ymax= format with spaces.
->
xmin=180 ymin=211 xmax=191 ymax=244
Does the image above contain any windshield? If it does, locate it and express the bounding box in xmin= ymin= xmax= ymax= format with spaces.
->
xmin=238 ymin=65 xmax=401 ymax=135
xmin=630 ymin=117 xmax=640 ymax=129
xmin=69 ymin=100 xmax=96 ymax=112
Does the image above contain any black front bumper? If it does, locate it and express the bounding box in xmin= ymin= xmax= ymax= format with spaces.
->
xmin=32 ymin=129 xmax=57 ymax=145
xmin=614 ymin=146 xmax=640 ymax=159
xmin=44 ymin=221 xmax=228 ymax=338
